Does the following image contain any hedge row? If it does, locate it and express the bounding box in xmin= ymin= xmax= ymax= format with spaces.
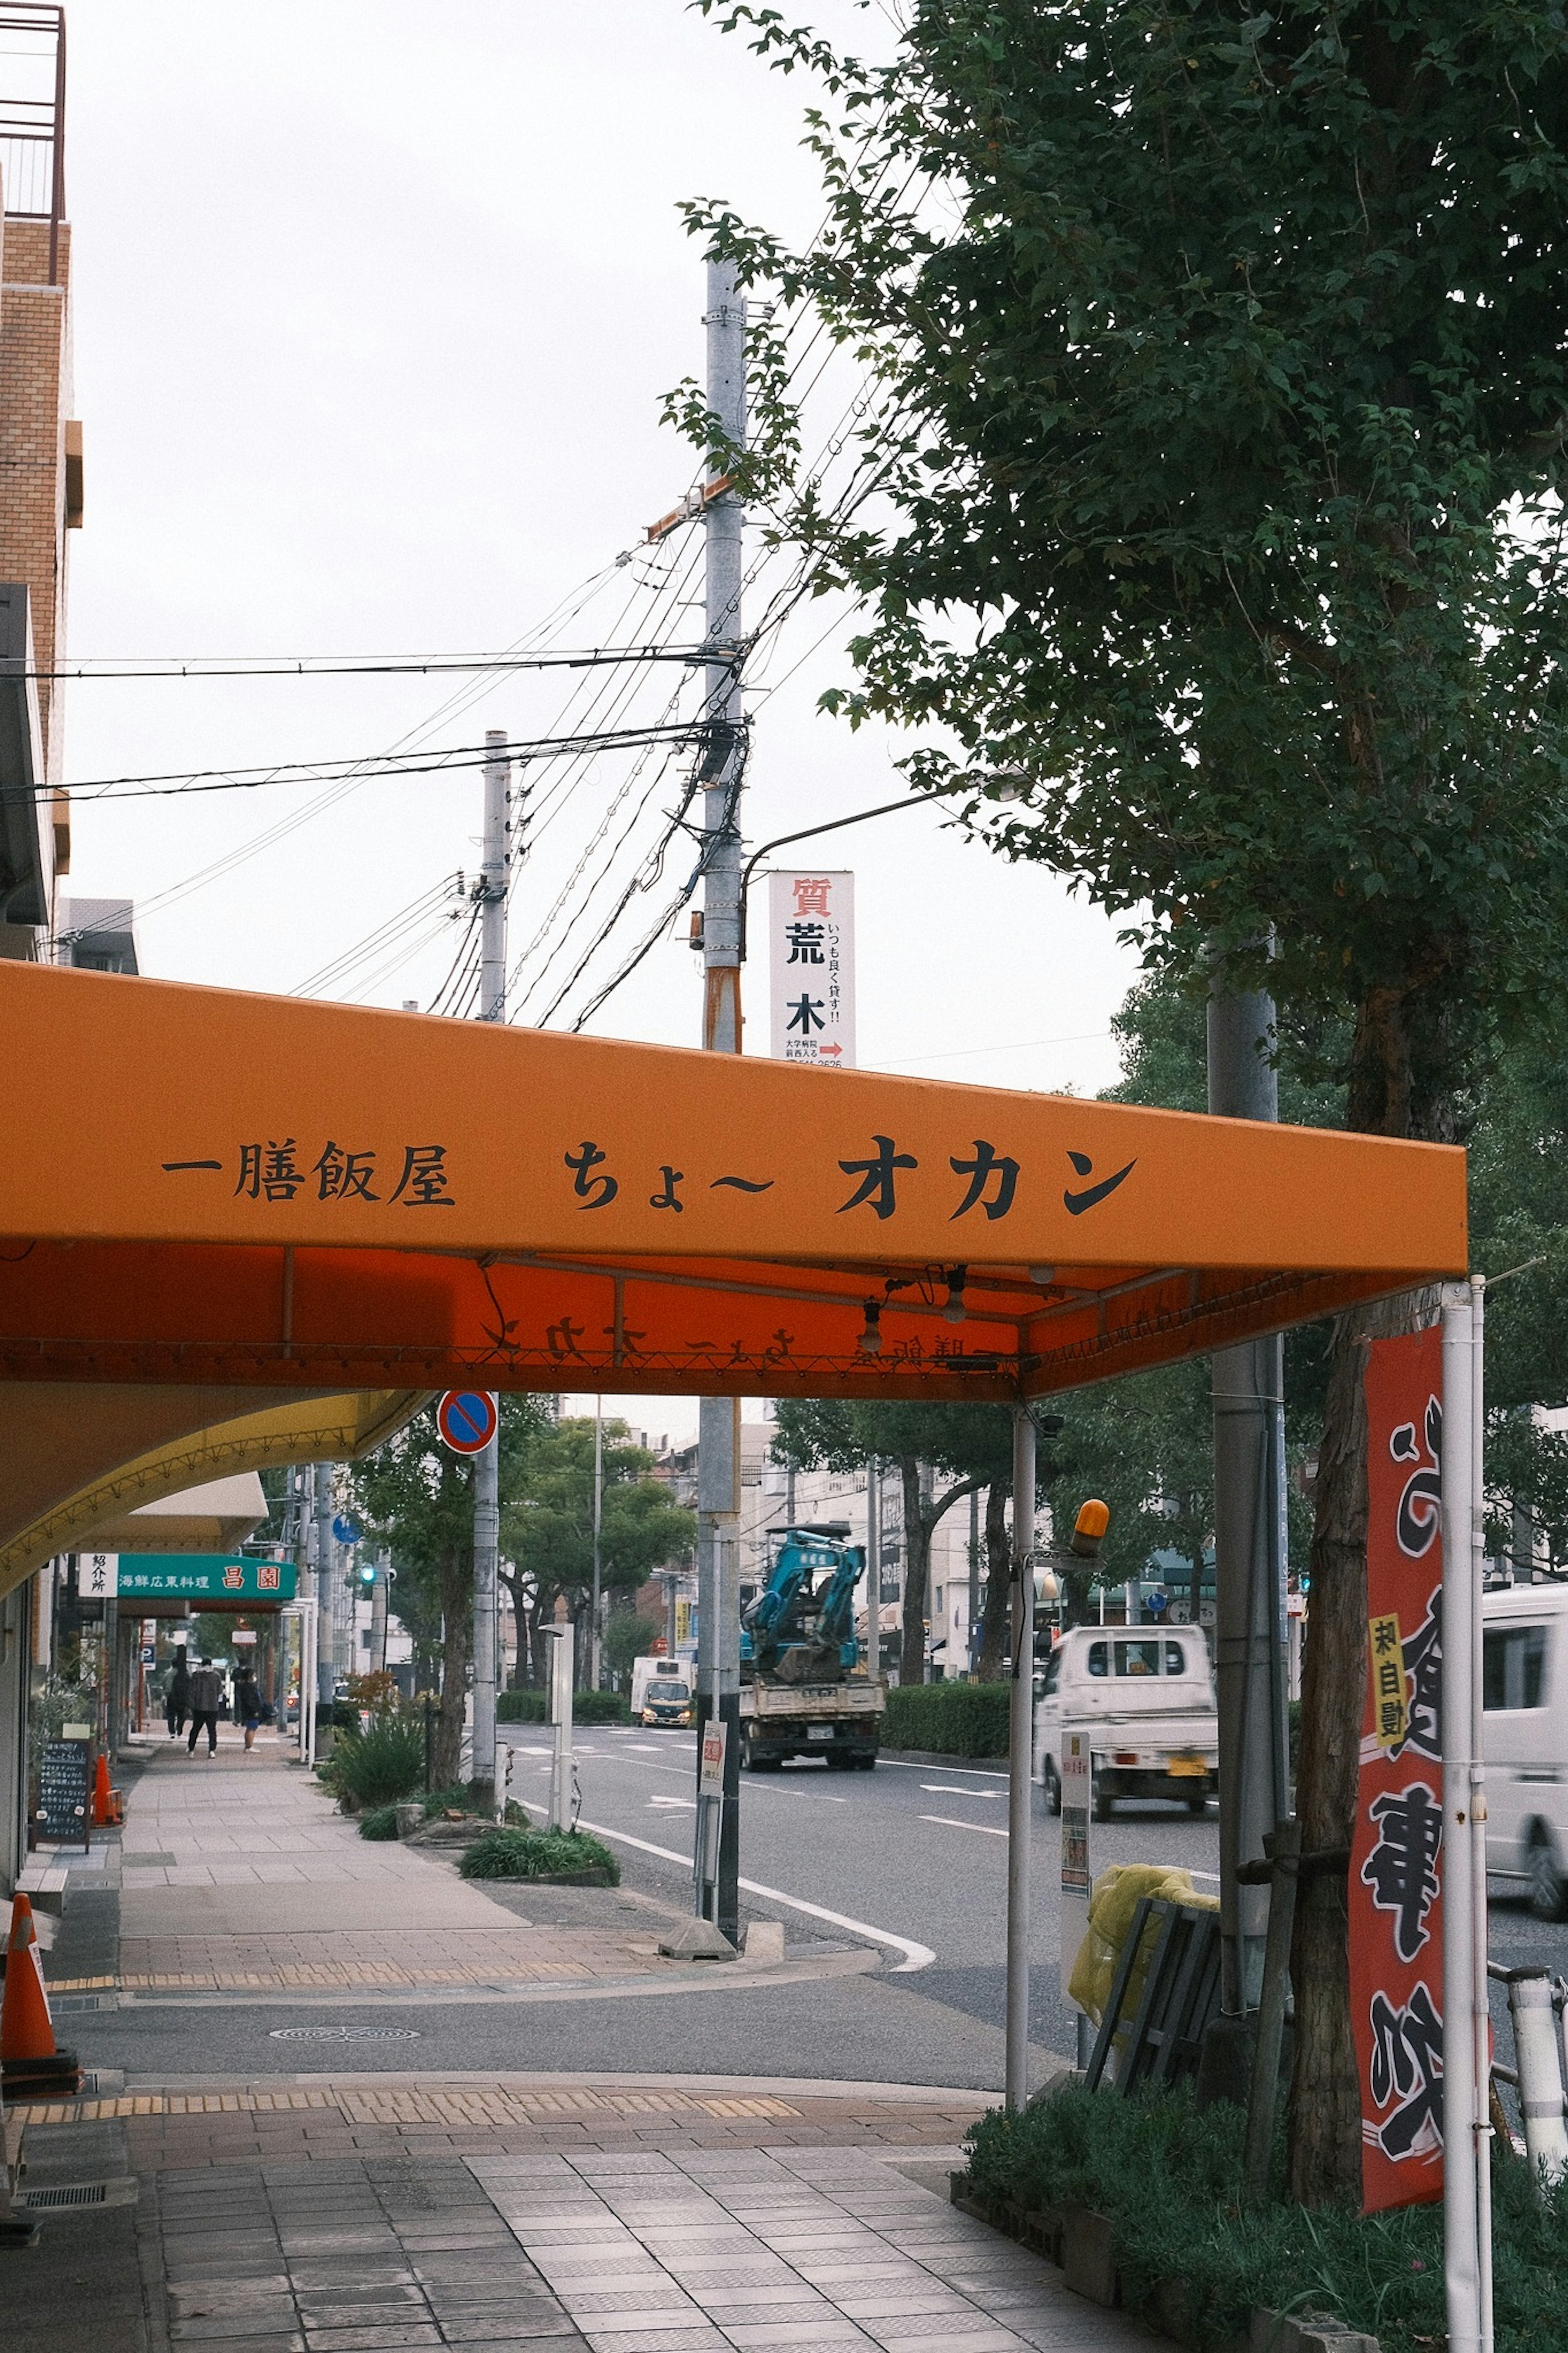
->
xmin=882 ymin=1680 xmax=1011 ymax=1758
xmin=496 ymin=1689 xmax=629 ymax=1725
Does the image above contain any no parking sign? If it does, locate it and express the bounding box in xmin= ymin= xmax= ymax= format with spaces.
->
xmin=436 ymin=1389 xmax=498 ymax=1454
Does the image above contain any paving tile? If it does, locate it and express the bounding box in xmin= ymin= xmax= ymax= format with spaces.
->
xmin=299 ymin=2328 xmax=443 ymax=2352
xmin=170 ymin=2311 xmax=304 ymax=2343
xmin=580 ymin=2333 xmax=729 ymax=2353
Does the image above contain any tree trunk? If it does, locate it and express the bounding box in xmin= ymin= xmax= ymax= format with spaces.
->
xmin=977 ymin=1481 xmax=1013 ymax=1679
xmin=434 ymin=1541 xmax=472 ymax=1790
xmin=1287 ymin=976 xmax=1453 ymax=2204
xmin=898 ymin=1456 xmax=929 ymax=1686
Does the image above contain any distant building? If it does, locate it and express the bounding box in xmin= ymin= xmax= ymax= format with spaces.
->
xmin=56 ymin=894 xmax=139 ymax=972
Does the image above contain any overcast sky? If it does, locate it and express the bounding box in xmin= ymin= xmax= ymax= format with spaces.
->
xmin=58 ymin=0 xmax=1144 ymax=1443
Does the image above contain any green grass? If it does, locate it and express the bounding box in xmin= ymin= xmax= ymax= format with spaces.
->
xmin=883 ymin=1680 xmax=1011 ymax=1757
xmin=964 ymin=2081 xmax=1568 ymax=2353
xmin=358 ymin=1804 xmax=401 ymax=1840
xmin=458 ymin=1827 xmax=619 ymax=1883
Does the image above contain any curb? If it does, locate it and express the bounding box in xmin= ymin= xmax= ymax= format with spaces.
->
xmin=879 ymin=1748 xmax=1009 ymax=1770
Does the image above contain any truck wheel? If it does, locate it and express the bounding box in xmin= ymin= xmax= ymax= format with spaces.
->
xmin=1042 ymin=1762 xmax=1061 ymax=1817
xmin=1093 ymin=1773 xmax=1114 ymax=1823
xmin=1187 ymin=1794 xmax=1209 ymax=1814
xmin=854 ymin=1752 xmax=876 ymax=1771
xmin=824 ymin=1750 xmax=851 ymax=1772
xmin=1528 ymin=1824 xmax=1568 ymax=1921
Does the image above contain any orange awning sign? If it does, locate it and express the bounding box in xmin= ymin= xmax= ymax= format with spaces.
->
xmin=0 ymin=960 xmax=1466 ymax=1410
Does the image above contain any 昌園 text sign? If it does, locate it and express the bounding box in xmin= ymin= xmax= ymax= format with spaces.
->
xmin=769 ymin=870 xmax=855 ymax=1068
xmin=115 ymin=1555 xmax=297 ymax=1603
xmin=1350 ymin=1327 xmax=1446 ymax=2214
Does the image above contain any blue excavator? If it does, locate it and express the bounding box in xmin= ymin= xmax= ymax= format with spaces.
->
xmin=738 ymin=1523 xmax=883 ymax=1770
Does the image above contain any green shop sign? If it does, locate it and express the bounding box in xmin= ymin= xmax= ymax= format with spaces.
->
xmin=115 ymin=1555 xmax=297 ymax=1602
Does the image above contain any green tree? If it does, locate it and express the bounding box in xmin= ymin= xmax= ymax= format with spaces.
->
xmin=500 ymin=1419 xmax=695 ymax=1687
xmin=602 ymin=1605 xmax=666 ymax=1691
xmin=686 ymin=2 xmax=1568 ymax=2199
xmin=347 ymin=1396 xmax=552 ymax=1789
xmin=773 ymin=1400 xmax=1013 ymax=1683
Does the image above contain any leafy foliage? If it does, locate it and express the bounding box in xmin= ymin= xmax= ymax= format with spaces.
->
xmin=323 ymin=1715 xmax=426 ymax=1809
xmin=459 ymin=1827 xmax=619 ymax=1883
xmin=964 ymin=2080 xmax=1568 ymax=2353
xmin=883 ymin=1679 xmax=1010 ymax=1757
xmin=685 ymin=1 xmax=1568 ymax=1135
xmin=357 ymin=1804 xmax=401 ymax=1842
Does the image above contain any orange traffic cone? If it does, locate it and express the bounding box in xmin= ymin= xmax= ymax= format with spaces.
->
xmin=1 ymin=1894 xmax=79 ymax=2099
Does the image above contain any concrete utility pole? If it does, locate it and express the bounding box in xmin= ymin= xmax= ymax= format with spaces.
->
xmin=1208 ymin=961 xmax=1291 ymax=2018
xmin=693 ymin=255 xmax=747 ymax=1944
xmin=471 ymin=728 xmax=511 ymax=1807
xmin=313 ymin=1461 xmax=334 ymax=1706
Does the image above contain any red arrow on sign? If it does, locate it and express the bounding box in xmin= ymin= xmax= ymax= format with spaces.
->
xmin=817 ymin=1043 xmax=843 ymax=1058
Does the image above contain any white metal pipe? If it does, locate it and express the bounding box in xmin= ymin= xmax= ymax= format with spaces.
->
xmin=1441 ymin=1283 xmax=1481 ymax=2353
xmin=1506 ymin=1971 xmax=1568 ymax=2184
xmin=1469 ymin=1276 xmax=1493 ymax=2353
xmin=1005 ymin=1405 xmax=1038 ymax=2111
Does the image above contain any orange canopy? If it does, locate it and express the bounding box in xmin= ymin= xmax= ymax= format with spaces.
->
xmin=1 ymin=959 xmax=1465 ymax=1413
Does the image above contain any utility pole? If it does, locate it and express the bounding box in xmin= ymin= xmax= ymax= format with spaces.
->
xmin=1208 ymin=961 xmax=1291 ymax=2024
xmin=313 ymin=1462 xmax=334 ymax=1707
xmin=694 ymin=256 xmax=746 ymax=1945
xmin=471 ymin=727 xmax=510 ymax=1808
xmin=866 ymin=1459 xmax=881 ymax=1679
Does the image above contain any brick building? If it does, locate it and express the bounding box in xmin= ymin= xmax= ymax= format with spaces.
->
xmin=0 ymin=1 xmax=78 ymax=961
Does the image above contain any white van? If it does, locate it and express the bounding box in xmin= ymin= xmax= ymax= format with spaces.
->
xmin=1034 ymin=1624 xmax=1218 ymax=1819
xmin=630 ymin=1654 xmax=693 ymax=1729
xmin=1482 ymin=1583 xmax=1568 ymax=1918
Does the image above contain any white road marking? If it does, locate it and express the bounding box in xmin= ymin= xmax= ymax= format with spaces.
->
xmin=647 ymin=1795 xmax=697 ymax=1810
xmin=920 ymin=1784 xmax=1003 ymax=1798
xmin=578 ymin=1818 xmax=936 ymax=1974
xmin=920 ymin=1814 xmax=1009 ymax=1839
xmin=878 ymin=1758 xmax=1008 ymax=1781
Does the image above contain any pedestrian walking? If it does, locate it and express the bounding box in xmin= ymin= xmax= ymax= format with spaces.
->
xmin=186 ymin=1658 xmax=222 ymax=1755
xmin=235 ymin=1663 xmax=264 ymax=1753
xmin=164 ymin=1650 xmax=191 ymax=1740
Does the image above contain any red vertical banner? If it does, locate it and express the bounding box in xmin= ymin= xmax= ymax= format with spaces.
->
xmin=1350 ymin=1325 xmax=1446 ymax=2214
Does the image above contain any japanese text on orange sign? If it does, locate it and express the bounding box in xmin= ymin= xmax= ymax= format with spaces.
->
xmin=1350 ymin=1326 xmax=1445 ymax=2215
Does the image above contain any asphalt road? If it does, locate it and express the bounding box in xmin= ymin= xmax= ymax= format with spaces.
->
xmin=81 ymin=1726 xmax=1221 ymax=2092
xmin=71 ymin=1727 xmax=1568 ymax=2104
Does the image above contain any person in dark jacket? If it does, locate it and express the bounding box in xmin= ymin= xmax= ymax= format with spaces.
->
xmin=187 ymin=1659 xmax=222 ymax=1755
xmin=235 ymin=1665 xmax=264 ymax=1752
xmin=165 ymin=1651 xmax=191 ymax=1740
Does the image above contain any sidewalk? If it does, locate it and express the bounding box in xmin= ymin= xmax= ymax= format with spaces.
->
xmin=14 ymin=2074 xmax=1151 ymax=2353
xmin=50 ymin=1728 xmax=872 ymax=2006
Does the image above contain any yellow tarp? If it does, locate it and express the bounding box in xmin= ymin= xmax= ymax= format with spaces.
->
xmin=1069 ymin=1862 xmax=1220 ymax=2027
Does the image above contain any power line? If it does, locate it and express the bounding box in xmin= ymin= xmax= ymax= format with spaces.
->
xmin=32 ymin=643 xmax=714 ymax=682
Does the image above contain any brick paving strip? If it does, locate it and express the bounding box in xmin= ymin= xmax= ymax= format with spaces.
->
xmin=17 ymin=2075 xmax=1152 ymax=2353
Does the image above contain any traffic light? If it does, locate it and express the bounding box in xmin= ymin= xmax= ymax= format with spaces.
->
xmin=356 ymin=1558 xmax=376 ymax=1590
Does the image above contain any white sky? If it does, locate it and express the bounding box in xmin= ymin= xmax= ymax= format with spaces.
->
xmin=58 ymin=0 xmax=1143 ymax=1448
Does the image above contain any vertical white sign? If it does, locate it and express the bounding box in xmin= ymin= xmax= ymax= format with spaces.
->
xmin=81 ymin=1552 xmax=118 ymax=1598
xmin=768 ymin=870 xmax=855 ymax=1068
xmin=1060 ymin=1726 xmax=1091 ymax=2001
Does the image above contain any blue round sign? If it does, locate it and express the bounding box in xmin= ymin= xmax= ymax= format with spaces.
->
xmin=437 ymin=1389 xmax=499 ymax=1454
xmin=332 ymin=1513 xmax=363 ymax=1547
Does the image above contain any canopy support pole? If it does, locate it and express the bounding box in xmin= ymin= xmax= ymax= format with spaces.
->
xmin=1006 ymin=1403 xmax=1037 ymax=2111
xmin=1441 ymin=1279 xmax=1491 ymax=2353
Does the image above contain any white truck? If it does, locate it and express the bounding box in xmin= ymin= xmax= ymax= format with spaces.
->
xmin=630 ymin=1656 xmax=693 ymax=1729
xmin=1034 ymin=1626 xmax=1218 ymax=1820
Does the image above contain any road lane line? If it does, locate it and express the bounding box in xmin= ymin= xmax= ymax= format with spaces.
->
xmin=877 ymin=1759 xmax=1008 ymax=1781
xmin=920 ymin=1814 xmax=1009 ymax=1839
xmin=920 ymin=1784 xmax=1003 ymax=1798
xmin=578 ymin=1818 xmax=936 ymax=1975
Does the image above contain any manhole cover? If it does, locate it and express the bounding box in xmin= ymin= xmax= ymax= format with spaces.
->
xmin=267 ymin=2026 xmax=422 ymax=2041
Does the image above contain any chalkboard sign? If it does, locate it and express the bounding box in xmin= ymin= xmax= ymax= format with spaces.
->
xmin=34 ymin=1738 xmax=91 ymax=1849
